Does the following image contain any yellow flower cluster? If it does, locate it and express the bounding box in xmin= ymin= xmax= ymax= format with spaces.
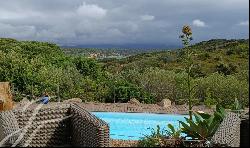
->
xmin=182 ymin=25 xmax=192 ymax=36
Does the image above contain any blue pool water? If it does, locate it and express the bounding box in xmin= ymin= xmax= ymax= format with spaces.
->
xmin=91 ymin=112 xmax=188 ymax=140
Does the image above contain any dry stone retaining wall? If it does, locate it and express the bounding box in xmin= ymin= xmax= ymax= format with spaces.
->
xmin=79 ymin=102 xmax=214 ymax=114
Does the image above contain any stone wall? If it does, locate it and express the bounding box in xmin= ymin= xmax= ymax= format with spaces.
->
xmin=0 ymin=82 xmax=13 ymax=111
xmin=110 ymin=140 xmax=138 ymax=147
xmin=79 ymin=102 xmax=214 ymax=114
xmin=14 ymin=101 xmax=214 ymax=114
xmin=157 ymin=99 xmax=172 ymax=108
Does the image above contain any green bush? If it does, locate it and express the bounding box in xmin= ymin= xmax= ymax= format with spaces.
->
xmin=104 ymin=74 xmax=154 ymax=103
xmin=137 ymin=125 xmax=167 ymax=147
xmin=73 ymin=56 xmax=103 ymax=79
xmin=195 ymin=73 xmax=249 ymax=108
xmin=0 ymin=38 xmax=106 ymax=102
xmin=203 ymin=89 xmax=217 ymax=107
xmin=197 ymin=52 xmax=210 ymax=60
xmin=138 ymin=68 xmax=183 ymax=103
xmin=190 ymin=64 xmax=206 ymax=78
xmin=215 ymin=62 xmax=238 ymax=75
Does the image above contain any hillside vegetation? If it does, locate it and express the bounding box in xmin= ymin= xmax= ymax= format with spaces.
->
xmin=0 ymin=38 xmax=248 ymax=109
xmin=101 ymin=39 xmax=249 ymax=76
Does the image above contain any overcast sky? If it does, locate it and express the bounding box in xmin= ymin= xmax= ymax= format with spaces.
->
xmin=0 ymin=0 xmax=249 ymax=47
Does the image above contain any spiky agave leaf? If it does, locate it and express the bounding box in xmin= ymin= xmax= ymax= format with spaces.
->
xmin=167 ymin=124 xmax=175 ymax=133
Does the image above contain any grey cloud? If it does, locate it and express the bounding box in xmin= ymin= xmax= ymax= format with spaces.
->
xmin=141 ymin=15 xmax=155 ymax=21
xmin=0 ymin=0 xmax=248 ymax=47
xmin=76 ymin=2 xmax=107 ymax=19
xmin=238 ymin=21 xmax=249 ymax=26
xmin=192 ymin=19 xmax=207 ymax=27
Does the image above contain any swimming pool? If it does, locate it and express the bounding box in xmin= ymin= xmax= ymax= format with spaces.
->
xmin=91 ymin=112 xmax=188 ymax=140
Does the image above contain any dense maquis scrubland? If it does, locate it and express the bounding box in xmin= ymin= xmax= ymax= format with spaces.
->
xmin=0 ymin=38 xmax=248 ymax=109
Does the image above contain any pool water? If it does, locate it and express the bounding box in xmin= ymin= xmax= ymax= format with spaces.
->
xmin=91 ymin=112 xmax=188 ymax=140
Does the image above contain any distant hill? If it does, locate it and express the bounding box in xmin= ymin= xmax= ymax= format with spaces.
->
xmin=100 ymin=38 xmax=249 ymax=76
xmin=190 ymin=39 xmax=249 ymax=51
xmin=61 ymin=43 xmax=181 ymax=50
xmin=62 ymin=39 xmax=249 ymax=58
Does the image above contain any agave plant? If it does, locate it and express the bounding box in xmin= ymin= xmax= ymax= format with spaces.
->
xmin=179 ymin=105 xmax=226 ymax=140
xmin=231 ymin=98 xmax=244 ymax=114
xmin=165 ymin=124 xmax=182 ymax=139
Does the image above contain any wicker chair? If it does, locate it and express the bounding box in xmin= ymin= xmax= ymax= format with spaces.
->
xmin=0 ymin=103 xmax=109 ymax=147
xmin=211 ymin=112 xmax=241 ymax=147
xmin=240 ymin=112 xmax=249 ymax=147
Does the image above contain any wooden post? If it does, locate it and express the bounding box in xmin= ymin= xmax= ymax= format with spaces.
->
xmin=57 ymin=85 xmax=60 ymax=102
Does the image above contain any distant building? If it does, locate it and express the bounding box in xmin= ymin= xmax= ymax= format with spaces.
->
xmin=88 ymin=53 xmax=99 ymax=59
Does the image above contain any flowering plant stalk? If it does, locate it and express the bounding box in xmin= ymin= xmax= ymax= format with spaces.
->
xmin=180 ymin=25 xmax=195 ymax=120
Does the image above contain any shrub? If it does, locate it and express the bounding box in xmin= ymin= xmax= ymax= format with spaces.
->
xmin=137 ymin=125 xmax=166 ymax=147
xmin=197 ymin=52 xmax=210 ymax=60
xmin=0 ymin=39 xmax=106 ymax=102
xmin=190 ymin=64 xmax=206 ymax=78
xmin=103 ymin=74 xmax=154 ymax=103
xmin=138 ymin=68 xmax=181 ymax=103
xmin=215 ymin=62 xmax=238 ymax=75
xmin=195 ymin=73 xmax=249 ymax=108
xmin=233 ymin=70 xmax=249 ymax=82
xmin=204 ymin=95 xmax=217 ymax=108
xmin=162 ymin=55 xmax=176 ymax=63
xmin=73 ymin=56 xmax=102 ymax=79
xmin=137 ymin=125 xmax=184 ymax=147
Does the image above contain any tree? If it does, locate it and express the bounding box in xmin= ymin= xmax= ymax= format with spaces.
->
xmin=73 ymin=56 xmax=102 ymax=79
